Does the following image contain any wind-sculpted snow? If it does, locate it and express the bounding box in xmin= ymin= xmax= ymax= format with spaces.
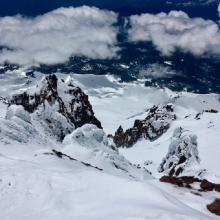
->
xmin=0 ymin=105 xmax=44 ymax=144
xmin=158 ymin=127 xmax=200 ymax=176
xmin=62 ymin=124 xmax=152 ymax=180
xmin=0 ymin=142 xmax=216 ymax=220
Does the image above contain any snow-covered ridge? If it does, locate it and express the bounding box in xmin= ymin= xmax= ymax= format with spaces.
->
xmin=0 ymin=74 xmax=101 ymax=143
xmin=0 ymin=74 xmax=152 ymax=181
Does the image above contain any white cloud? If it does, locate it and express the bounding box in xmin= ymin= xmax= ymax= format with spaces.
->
xmin=0 ymin=6 xmax=119 ymax=66
xmin=138 ymin=63 xmax=176 ymax=79
xmin=218 ymin=3 xmax=220 ymax=17
xmin=128 ymin=11 xmax=220 ymax=56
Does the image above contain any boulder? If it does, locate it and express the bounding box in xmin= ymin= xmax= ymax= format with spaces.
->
xmin=200 ymin=179 xmax=220 ymax=192
xmin=160 ymin=176 xmax=201 ymax=188
xmin=207 ymin=199 xmax=220 ymax=216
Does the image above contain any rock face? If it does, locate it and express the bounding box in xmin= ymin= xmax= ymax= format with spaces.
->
xmin=207 ymin=199 xmax=220 ymax=216
xmin=11 ymin=75 xmax=101 ymax=129
xmin=160 ymin=176 xmax=220 ymax=192
xmin=113 ymin=104 xmax=176 ymax=148
xmin=200 ymin=179 xmax=220 ymax=192
xmin=0 ymin=75 xmax=101 ymax=143
xmin=158 ymin=127 xmax=200 ymax=176
xmin=160 ymin=176 xmax=201 ymax=188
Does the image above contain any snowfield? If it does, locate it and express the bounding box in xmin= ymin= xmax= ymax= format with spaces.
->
xmin=0 ymin=71 xmax=220 ymax=219
xmin=0 ymin=143 xmax=219 ymax=220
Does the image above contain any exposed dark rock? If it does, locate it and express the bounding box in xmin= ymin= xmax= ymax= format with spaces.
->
xmin=113 ymin=104 xmax=176 ymax=148
xmin=161 ymin=175 xmax=220 ymax=215
xmin=195 ymin=113 xmax=202 ymax=120
xmin=201 ymin=179 xmax=215 ymax=191
xmin=160 ymin=175 xmax=220 ymax=198
xmin=191 ymin=191 xmax=202 ymax=196
xmin=158 ymin=127 xmax=199 ymax=176
xmin=51 ymin=149 xmax=103 ymax=171
xmin=160 ymin=176 xmax=201 ymax=187
xmin=9 ymin=74 xmax=101 ymax=141
xmin=204 ymin=109 xmax=218 ymax=113
xmin=216 ymin=185 xmax=220 ymax=192
xmin=207 ymin=199 xmax=220 ymax=216
xmin=113 ymin=126 xmax=125 ymax=147
xmin=160 ymin=176 xmax=184 ymax=187
xmin=194 ymin=109 xmax=218 ymax=121
xmin=200 ymin=179 xmax=220 ymax=192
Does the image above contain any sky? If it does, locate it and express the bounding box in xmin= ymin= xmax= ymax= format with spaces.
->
xmin=0 ymin=0 xmax=219 ymax=18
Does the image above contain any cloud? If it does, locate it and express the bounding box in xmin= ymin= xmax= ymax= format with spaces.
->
xmin=128 ymin=11 xmax=220 ymax=56
xmin=0 ymin=6 xmax=119 ymax=66
xmin=218 ymin=3 xmax=220 ymax=17
xmin=138 ymin=63 xmax=176 ymax=79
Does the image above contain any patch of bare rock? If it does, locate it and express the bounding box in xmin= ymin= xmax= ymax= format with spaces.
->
xmin=207 ymin=199 xmax=220 ymax=216
xmin=160 ymin=176 xmax=220 ymax=216
xmin=112 ymin=104 xmax=176 ymax=148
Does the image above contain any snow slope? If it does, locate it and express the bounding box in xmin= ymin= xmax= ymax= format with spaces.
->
xmin=79 ymin=75 xmax=220 ymax=179
xmin=0 ymin=143 xmax=219 ymax=220
xmin=0 ymin=71 xmax=220 ymax=219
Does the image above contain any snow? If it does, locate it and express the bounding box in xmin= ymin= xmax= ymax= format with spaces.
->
xmin=80 ymin=75 xmax=220 ymax=177
xmin=62 ymin=124 xmax=152 ymax=180
xmin=0 ymin=72 xmax=220 ymax=219
xmin=6 ymin=105 xmax=31 ymax=123
xmin=158 ymin=127 xmax=200 ymax=176
xmin=0 ymin=143 xmax=219 ymax=220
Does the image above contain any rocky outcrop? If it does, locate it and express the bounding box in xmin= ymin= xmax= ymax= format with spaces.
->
xmin=160 ymin=176 xmax=220 ymax=192
xmin=10 ymin=75 xmax=101 ymax=130
xmin=160 ymin=176 xmax=201 ymax=188
xmin=207 ymin=199 xmax=220 ymax=216
xmin=160 ymin=175 xmax=220 ymax=216
xmin=113 ymin=104 xmax=176 ymax=148
xmin=200 ymin=179 xmax=220 ymax=192
xmin=158 ymin=127 xmax=200 ymax=176
xmin=0 ymin=74 xmax=101 ymax=143
xmin=45 ymin=149 xmax=103 ymax=171
xmin=204 ymin=109 xmax=218 ymax=113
